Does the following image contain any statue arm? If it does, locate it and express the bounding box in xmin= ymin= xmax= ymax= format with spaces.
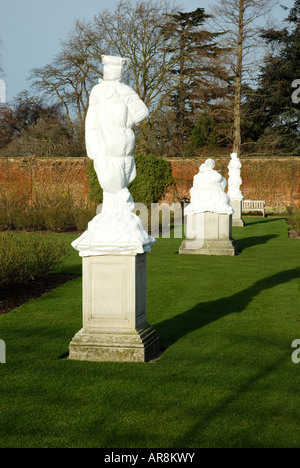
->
xmin=85 ymin=87 xmax=100 ymax=160
xmin=125 ymin=92 xmax=149 ymax=128
xmin=85 ymin=87 xmax=99 ymax=129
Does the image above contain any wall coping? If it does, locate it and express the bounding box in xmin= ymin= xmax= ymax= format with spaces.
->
xmin=0 ymin=155 xmax=299 ymax=162
xmin=163 ymin=156 xmax=300 ymax=162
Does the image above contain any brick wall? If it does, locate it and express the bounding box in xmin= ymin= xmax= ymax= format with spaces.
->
xmin=0 ymin=157 xmax=90 ymax=203
xmin=0 ymin=156 xmax=299 ymax=212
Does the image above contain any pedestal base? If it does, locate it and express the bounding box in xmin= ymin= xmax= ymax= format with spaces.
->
xmin=69 ymin=324 xmax=160 ymax=362
xmin=179 ymin=238 xmax=238 ymax=256
xmin=230 ymin=199 xmax=245 ymax=227
xmin=179 ymin=212 xmax=239 ymax=256
xmin=232 ymin=219 xmax=245 ymax=227
xmin=69 ymin=254 xmax=159 ymax=362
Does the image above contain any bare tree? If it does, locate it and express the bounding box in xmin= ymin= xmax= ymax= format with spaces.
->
xmin=0 ymin=91 xmax=82 ymax=157
xmin=31 ymin=1 xmax=179 ymax=124
xmin=209 ymin=0 xmax=275 ymax=156
xmin=30 ymin=0 xmax=185 ymax=155
xmin=31 ymin=21 xmax=101 ymax=129
xmin=78 ymin=0 xmax=182 ymax=121
xmin=30 ymin=0 xmax=234 ymax=156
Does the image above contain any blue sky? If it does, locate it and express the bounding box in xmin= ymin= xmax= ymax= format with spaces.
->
xmin=0 ymin=0 xmax=293 ymax=103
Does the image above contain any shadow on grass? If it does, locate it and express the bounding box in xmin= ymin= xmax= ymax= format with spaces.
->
xmin=172 ymin=349 xmax=291 ymax=448
xmin=236 ymin=234 xmax=278 ymax=252
xmin=156 ymin=267 xmax=300 ymax=350
xmin=243 ymin=217 xmax=285 ymax=226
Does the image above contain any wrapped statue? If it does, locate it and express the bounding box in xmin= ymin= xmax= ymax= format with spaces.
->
xmin=185 ymin=158 xmax=234 ymax=215
xmin=72 ymin=55 xmax=155 ymax=256
xmin=227 ymin=152 xmax=243 ymax=200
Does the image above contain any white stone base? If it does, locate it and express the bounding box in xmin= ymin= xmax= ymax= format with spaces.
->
xmin=69 ymin=325 xmax=159 ymax=362
xmin=69 ymin=254 xmax=159 ymax=362
xmin=230 ymin=199 xmax=245 ymax=227
xmin=179 ymin=212 xmax=239 ymax=256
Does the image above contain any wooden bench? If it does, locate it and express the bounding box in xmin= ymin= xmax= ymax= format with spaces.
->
xmin=242 ymin=200 xmax=266 ymax=217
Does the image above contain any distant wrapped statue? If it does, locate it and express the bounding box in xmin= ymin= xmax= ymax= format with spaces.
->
xmin=185 ymin=158 xmax=234 ymax=215
xmin=72 ymin=55 xmax=155 ymax=256
xmin=227 ymin=152 xmax=243 ymax=200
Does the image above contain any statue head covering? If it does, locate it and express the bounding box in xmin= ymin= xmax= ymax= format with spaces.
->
xmin=200 ymin=158 xmax=215 ymax=172
xmin=101 ymin=55 xmax=129 ymax=82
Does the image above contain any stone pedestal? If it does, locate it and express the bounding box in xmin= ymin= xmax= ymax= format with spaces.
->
xmin=230 ymin=199 xmax=245 ymax=227
xmin=69 ymin=254 xmax=159 ymax=362
xmin=179 ymin=212 xmax=239 ymax=256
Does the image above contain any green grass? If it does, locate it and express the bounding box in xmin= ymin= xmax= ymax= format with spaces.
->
xmin=0 ymin=217 xmax=299 ymax=448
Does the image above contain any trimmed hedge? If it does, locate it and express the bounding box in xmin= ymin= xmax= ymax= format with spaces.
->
xmin=0 ymin=188 xmax=97 ymax=233
xmin=0 ymin=232 xmax=67 ymax=287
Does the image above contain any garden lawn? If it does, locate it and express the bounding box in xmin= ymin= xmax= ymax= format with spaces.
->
xmin=0 ymin=217 xmax=299 ymax=448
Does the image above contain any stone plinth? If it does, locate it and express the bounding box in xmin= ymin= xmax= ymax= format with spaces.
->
xmin=69 ymin=254 xmax=159 ymax=362
xmin=230 ymin=199 xmax=245 ymax=227
xmin=179 ymin=212 xmax=239 ymax=256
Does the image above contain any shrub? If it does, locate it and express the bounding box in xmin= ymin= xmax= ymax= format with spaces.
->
xmin=130 ymin=154 xmax=173 ymax=207
xmin=0 ymin=187 xmax=97 ymax=233
xmin=71 ymin=206 xmax=97 ymax=231
xmin=286 ymin=207 xmax=300 ymax=235
xmin=87 ymin=154 xmax=173 ymax=207
xmin=87 ymin=160 xmax=103 ymax=204
xmin=0 ymin=232 xmax=68 ymax=287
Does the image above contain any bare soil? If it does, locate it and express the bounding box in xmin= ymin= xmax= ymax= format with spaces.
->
xmin=0 ymin=274 xmax=77 ymax=315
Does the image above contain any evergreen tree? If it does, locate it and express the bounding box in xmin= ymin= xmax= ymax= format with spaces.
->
xmin=247 ymin=0 xmax=300 ymax=154
xmin=163 ymin=8 xmax=229 ymax=152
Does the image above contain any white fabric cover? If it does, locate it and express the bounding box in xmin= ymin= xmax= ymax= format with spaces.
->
xmin=185 ymin=158 xmax=234 ymax=215
xmin=227 ymin=152 xmax=244 ymax=200
xmin=72 ymin=55 xmax=156 ymax=256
